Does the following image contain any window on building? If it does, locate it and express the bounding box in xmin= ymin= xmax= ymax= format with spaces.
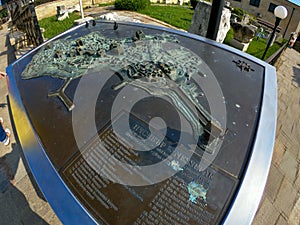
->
xmin=249 ymin=0 xmax=260 ymax=7
xmin=268 ymin=3 xmax=278 ymax=13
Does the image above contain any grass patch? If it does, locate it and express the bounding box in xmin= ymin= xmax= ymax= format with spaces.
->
xmin=223 ymin=26 xmax=234 ymax=45
xmin=246 ymin=38 xmax=282 ymax=59
xmin=138 ymin=5 xmax=194 ymax=31
xmin=37 ymin=5 xmax=283 ymax=61
xmin=38 ymin=12 xmax=81 ymax=39
xmin=224 ymin=29 xmax=283 ymax=60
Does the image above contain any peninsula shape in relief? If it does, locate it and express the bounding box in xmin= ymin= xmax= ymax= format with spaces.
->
xmin=22 ymin=30 xmax=224 ymax=152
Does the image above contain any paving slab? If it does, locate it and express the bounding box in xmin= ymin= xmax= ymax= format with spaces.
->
xmin=279 ymin=150 xmax=298 ymax=183
xmin=265 ymin=164 xmax=284 ymax=203
xmin=252 ymin=196 xmax=280 ymax=225
xmin=276 ymin=215 xmax=289 ymax=225
xmin=274 ymin=177 xmax=297 ymax=217
xmin=253 ymin=47 xmax=300 ymax=225
xmin=0 ymin=23 xmax=62 ymax=225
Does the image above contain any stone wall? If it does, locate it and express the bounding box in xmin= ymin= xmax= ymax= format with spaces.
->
xmin=189 ymin=1 xmax=231 ymax=43
xmin=189 ymin=1 xmax=211 ymax=38
xmin=35 ymin=0 xmax=114 ymax=20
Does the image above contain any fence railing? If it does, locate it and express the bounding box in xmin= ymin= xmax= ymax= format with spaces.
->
xmin=265 ymin=42 xmax=288 ymax=65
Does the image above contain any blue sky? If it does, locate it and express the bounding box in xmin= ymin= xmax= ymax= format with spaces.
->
xmin=288 ymin=0 xmax=300 ymax=6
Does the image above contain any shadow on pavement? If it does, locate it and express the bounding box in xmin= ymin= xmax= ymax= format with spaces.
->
xmin=0 ymin=143 xmax=48 ymax=225
xmin=292 ymin=64 xmax=300 ymax=87
xmin=0 ymin=103 xmax=7 ymax=108
xmin=5 ymin=33 xmax=16 ymax=66
xmin=0 ymin=95 xmax=49 ymax=224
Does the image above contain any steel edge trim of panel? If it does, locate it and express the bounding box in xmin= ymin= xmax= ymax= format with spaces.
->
xmin=6 ymin=64 xmax=98 ymax=225
xmin=222 ymin=65 xmax=277 ymax=224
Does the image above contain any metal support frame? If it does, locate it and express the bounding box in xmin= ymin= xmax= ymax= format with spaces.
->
xmin=262 ymin=17 xmax=281 ymax=60
xmin=206 ymin=0 xmax=225 ymax=40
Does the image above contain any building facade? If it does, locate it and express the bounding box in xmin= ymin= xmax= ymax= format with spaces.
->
xmin=228 ymin=0 xmax=300 ymax=39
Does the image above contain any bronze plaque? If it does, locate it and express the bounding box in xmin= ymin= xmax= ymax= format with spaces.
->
xmin=10 ymin=22 xmax=266 ymax=224
xmin=63 ymin=112 xmax=237 ymax=225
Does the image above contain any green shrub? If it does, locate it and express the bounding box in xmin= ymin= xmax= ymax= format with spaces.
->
xmin=232 ymin=7 xmax=245 ymax=21
xmin=0 ymin=9 xmax=8 ymax=18
xmin=232 ymin=7 xmax=245 ymax=16
xmin=115 ymin=0 xmax=150 ymax=11
xmin=38 ymin=12 xmax=81 ymax=39
xmin=223 ymin=26 xmax=234 ymax=45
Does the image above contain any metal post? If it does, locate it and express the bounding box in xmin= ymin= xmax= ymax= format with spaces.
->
xmin=79 ymin=0 xmax=84 ymax=19
xmin=206 ymin=0 xmax=225 ymax=40
xmin=262 ymin=17 xmax=281 ymax=60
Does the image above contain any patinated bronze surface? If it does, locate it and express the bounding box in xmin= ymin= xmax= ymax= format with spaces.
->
xmin=21 ymin=29 xmax=223 ymax=153
xmin=11 ymin=21 xmax=265 ymax=225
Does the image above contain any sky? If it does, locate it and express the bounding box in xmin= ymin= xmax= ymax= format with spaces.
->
xmin=0 ymin=0 xmax=299 ymax=6
xmin=288 ymin=0 xmax=300 ymax=6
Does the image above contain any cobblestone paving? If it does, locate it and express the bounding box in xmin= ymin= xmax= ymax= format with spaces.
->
xmin=252 ymin=48 xmax=300 ymax=225
xmin=0 ymin=8 xmax=299 ymax=225
xmin=0 ymin=23 xmax=62 ymax=225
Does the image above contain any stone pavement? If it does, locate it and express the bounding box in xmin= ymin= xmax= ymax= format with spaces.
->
xmin=0 ymin=7 xmax=299 ymax=225
xmin=0 ymin=23 xmax=62 ymax=225
xmin=252 ymin=48 xmax=300 ymax=225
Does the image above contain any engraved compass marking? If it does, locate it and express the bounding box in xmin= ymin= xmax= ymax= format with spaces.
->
xmin=233 ymin=60 xmax=255 ymax=72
